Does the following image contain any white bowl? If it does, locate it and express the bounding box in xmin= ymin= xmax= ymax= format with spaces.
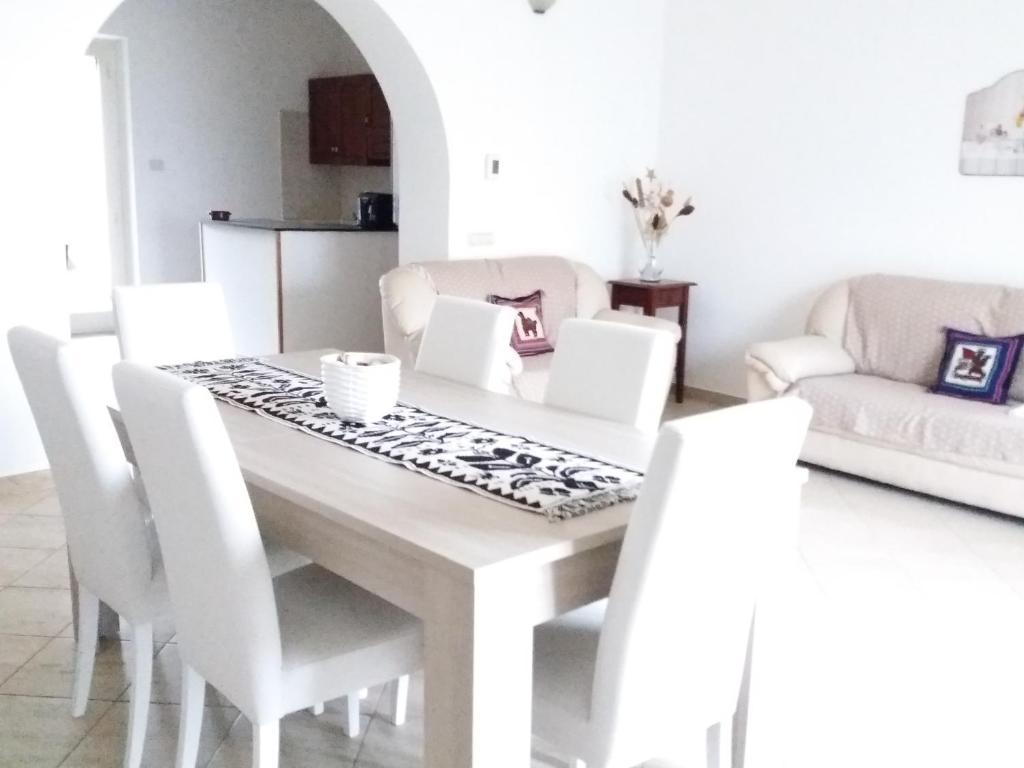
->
xmin=320 ymin=353 xmax=401 ymax=424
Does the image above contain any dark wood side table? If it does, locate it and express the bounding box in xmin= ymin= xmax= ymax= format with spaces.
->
xmin=609 ymin=279 xmax=697 ymax=403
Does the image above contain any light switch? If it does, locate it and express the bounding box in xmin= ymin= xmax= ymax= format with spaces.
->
xmin=148 ymin=158 xmax=165 ymax=172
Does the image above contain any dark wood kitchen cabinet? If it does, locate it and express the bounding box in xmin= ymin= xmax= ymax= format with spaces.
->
xmin=309 ymin=75 xmax=391 ymax=166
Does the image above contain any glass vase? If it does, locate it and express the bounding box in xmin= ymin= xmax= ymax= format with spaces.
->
xmin=639 ymin=238 xmax=663 ymax=283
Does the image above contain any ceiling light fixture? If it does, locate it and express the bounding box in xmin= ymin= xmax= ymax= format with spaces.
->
xmin=529 ymin=0 xmax=557 ymax=13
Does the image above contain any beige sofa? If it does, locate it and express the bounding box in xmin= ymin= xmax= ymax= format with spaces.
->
xmin=379 ymin=256 xmax=680 ymax=402
xmin=746 ymin=274 xmax=1024 ymax=518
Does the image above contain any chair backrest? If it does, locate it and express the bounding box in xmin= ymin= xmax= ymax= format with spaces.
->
xmin=414 ymin=296 xmax=517 ymax=393
xmin=112 ymin=361 xmax=282 ymax=722
xmin=544 ymin=319 xmax=676 ymax=432
xmin=590 ymin=397 xmax=812 ymax=766
xmin=112 ymin=282 xmax=234 ymax=366
xmin=6 ymin=327 xmax=156 ymax=614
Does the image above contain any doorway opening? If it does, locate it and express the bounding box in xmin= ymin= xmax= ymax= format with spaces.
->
xmin=66 ymin=35 xmax=136 ymax=336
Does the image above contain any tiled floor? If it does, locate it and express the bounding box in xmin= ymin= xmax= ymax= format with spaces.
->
xmin=3 ymin=403 xmax=1024 ymax=766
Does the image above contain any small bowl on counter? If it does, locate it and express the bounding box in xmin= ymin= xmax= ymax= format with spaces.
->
xmin=320 ymin=352 xmax=400 ymax=424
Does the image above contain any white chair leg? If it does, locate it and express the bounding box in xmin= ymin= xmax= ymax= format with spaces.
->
xmin=176 ymin=664 xmax=206 ymax=768
xmin=385 ymin=675 xmax=410 ymax=726
xmin=253 ymin=720 xmax=280 ymax=768
xmin=707 ymin=715 xmax=733 ymax=768
xmin=342 ymin=693 xmax=360 ymax=738
xmin=71 ymin=587 xmax=99 ymax=717
xmin=309 ymin=702 xmax=324 ymax=716
xmin=720 ymin=715 xmax=734 ymax=768
xmin=124 ymin=622 xmax=153 ymax=768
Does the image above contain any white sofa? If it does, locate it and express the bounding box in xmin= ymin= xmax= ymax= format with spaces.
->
xmin=746 ymin=274 xmax=1024 ymax=518
xmin=379 ymin=256 xmax=680 ymax=402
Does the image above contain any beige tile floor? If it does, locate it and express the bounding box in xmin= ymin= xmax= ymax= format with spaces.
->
xmin=3 ymin=395 xmax=1024 ymax=767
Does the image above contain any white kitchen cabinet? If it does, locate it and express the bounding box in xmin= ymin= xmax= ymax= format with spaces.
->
xmin=200 ymin=221 xmax=398 ymax=357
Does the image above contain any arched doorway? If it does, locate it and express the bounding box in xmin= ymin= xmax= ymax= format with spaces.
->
xmin=76 ymin=0 xmax=451 ymax=268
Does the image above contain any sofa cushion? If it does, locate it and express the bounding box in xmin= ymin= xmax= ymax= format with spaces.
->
xmin=512 ymin=353 xmax=552 ymax=403
xmin=420 ymin=257 xmax=578 ymax=346
xmin=488 ymin=290 xmax=555 ymax=357
xmin=931 ymin=329 xmax=1024 ymax=404
xmin=842 ymin=274 xmax=1024 ymax=387
xmin=796 ymin=373 xmax=1024 ymax=479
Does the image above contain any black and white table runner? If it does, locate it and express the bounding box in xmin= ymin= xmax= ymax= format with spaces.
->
xmin=161 ymin=358 xmax=643 ymax=521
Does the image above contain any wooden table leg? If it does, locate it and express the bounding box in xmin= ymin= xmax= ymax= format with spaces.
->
xmin=68 ymin=555 xmax=120 ymax=641
xmin=423 ymin=570 xmax=533 ymax=768
xmin=676 ymin=288 xmax=690 ymax=403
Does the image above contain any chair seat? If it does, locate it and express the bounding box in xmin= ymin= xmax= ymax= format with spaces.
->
xmin=275 ymin=565 xmax=422 ymax=716
xmin=532 ymin=599 xmax=606 ymax=750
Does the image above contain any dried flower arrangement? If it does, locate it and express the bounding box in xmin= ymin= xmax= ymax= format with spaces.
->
xmin=621 ymin=169 xmax=694 ymax=282
xmin=621 ymin=169 xmax=695 ymax=246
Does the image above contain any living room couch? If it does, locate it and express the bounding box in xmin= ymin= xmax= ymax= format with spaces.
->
xmin=379 ymin=256 xmax=680 ymax=402
xmin=746 ymin=274 xmax=1024 ymax=518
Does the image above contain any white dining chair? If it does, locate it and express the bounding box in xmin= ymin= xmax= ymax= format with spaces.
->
xmin=544 ymin=318 xmax=677 ymax=433
xmin=415 ymin=295 xmax=519 ymax=393
xmin=531 ymin=397 xmax=812 ymax=768
xmin=112 ymin=282 xmax=234 ymax=365
xmin=113 ymin=282 xmax=330 ymax=689
xmin=7 ymin=326 xmax=172 ymax=768
xmin=112 ymin=361 xmax=423 ymax=768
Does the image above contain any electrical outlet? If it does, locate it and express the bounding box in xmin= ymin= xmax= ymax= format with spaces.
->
xmin=468 ymin=232 xmax=495 ymax=247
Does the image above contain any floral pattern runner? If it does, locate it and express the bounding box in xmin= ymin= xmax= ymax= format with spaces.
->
xmin=161 ymin=358 xmax=643 ymax=521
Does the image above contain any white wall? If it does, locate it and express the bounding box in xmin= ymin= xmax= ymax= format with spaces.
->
xmin=0 ymin=4 xmax=82 ymax=475
xmin=101 ymin=0 xmax=372 ymax=283
xmin=657 ymin=0 xmax=1024 ymax=398
xmin=105 ymin=0 xmax=672 ymax=278
xmin=382 ymin=0 xmax=667 ymax=276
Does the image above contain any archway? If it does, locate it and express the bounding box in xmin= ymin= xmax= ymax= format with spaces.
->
xmin=76 ymin=0 xmax=451 ymax=267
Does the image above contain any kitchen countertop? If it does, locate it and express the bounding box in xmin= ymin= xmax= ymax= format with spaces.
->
xmin=205 ymin=218 xmax=398 ymax=232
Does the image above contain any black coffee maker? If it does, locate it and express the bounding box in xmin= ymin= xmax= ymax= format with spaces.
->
xmin=357 ymin=193 xmax=395 ymax=230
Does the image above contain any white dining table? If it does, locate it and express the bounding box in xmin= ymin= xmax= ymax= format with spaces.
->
xmin=210 ymin=349 xmax=650 ymax=767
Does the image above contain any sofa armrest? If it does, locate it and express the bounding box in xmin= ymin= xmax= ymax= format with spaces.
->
xmin=379 ymin=265 xmax=437 ymax=367
xmin=1011 ymin=403 xmax=1024 ymax=417
xmin=592 ymin=308 xmax=683 ymax=344
xmin=379 ymin=265 xmax=437 ymax=337
xmin=571 ymin=261 xmax=612 ymax=319
xmin=745 ymin=335 xmax=855 ymax=397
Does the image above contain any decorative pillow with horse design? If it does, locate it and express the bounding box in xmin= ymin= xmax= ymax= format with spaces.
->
xmin=931 ymin=328 xmax=1024 ymax=404
xmin=487 ymin=290 xmax=555 ymax=357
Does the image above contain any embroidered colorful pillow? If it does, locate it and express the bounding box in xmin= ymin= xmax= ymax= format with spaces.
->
xmin=487 ymin=290 xmax=555 ymax=357
xmin=931 ymin=329 xmax=1024 ymax=404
